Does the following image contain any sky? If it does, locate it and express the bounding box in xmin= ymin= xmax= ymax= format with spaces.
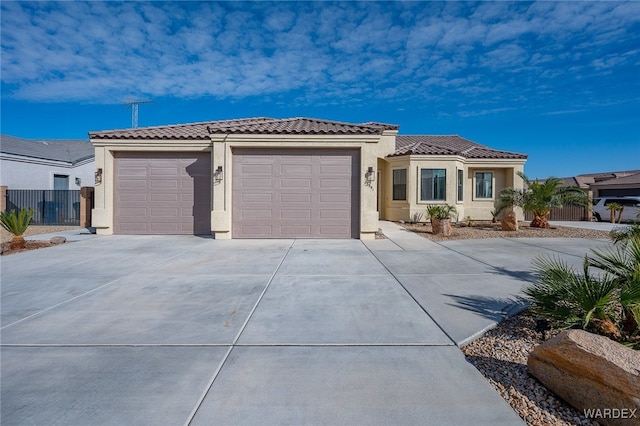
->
xmin=1 ymin=1 xmax=639 ymax=179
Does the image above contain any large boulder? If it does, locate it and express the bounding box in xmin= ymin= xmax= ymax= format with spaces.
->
xmin=528 ymin=330 xmax=640 ymax=426
xmin=501 ymin=211 xmax=519 ymax=231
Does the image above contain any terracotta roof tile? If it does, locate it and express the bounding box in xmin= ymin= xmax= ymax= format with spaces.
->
xmin=89 ymin=117 xmax=273 ymax=140
xmin=90 ymin=117 xmax=396 ymax=140
xmin=390 ymin=135 xmax=527 ymax=160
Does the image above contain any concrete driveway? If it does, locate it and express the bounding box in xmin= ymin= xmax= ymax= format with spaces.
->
xmin=1 ymin=223 xmax=610 ymax=425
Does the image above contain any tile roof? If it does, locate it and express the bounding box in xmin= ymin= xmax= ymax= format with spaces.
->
xmin=0 ymin=134 xmax=94 ymax=164
xmin=90 ymin=117 xmax=398 ymax=140
xmin=390 ymin=135 xmax=527 ymax=160
xmin=590 ymin=171 xmax=640 ymax=186
xmin=556 ymin=170 xmax=640 ymax=187
xmin=89 ymin=117 xmax=273 ymax=140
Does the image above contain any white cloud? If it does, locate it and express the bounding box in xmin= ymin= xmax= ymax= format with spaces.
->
xmin=1 ymin=0 xmax=638 ymax=116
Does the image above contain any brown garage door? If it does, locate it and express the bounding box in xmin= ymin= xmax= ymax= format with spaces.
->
xmin=114 ymin=152 xmax=211 ymax=235
xmin=232 ymin=148 xmax=359 ymax=238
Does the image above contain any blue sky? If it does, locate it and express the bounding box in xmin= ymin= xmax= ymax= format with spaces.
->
xmin=1 ymin=1 xmax=639 ymax=179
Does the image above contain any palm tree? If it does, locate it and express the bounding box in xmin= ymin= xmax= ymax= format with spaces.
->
xmin=497 ymin=172 xmax=588 ymax=229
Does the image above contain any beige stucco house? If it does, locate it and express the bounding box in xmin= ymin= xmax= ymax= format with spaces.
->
xmin=89 ymin=117 xmax=527 ymax=239
xmin=379 ymin=135 xmax=527 ymax=223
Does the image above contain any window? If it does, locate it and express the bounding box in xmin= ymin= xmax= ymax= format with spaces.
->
xmin=53 ymin=174 xmax=69 ymax=190
xmin=420 ymin=169 xmax=446 ymax=201
xmin=475 ymin=172 xmax=493 ymax=198
xmin=392 ymin=169 xmax=407 ymax=200
xmin=457 ymin=169 xmax=464 ymax=202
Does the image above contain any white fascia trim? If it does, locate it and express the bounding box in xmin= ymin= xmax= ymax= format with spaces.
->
xmin=0 ymin=153 xmax=73 ymax=168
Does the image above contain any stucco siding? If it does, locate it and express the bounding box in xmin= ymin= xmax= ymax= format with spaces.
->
xmin=380 ymin=156 xmax=526 ymax=223
xmin=0 ymin=157 xmax=94 ymax=190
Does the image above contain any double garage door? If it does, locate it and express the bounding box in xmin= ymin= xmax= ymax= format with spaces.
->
xmin=233 ymin=148 xmax=359 ymax=238
xmin=114 ymin=149 xmax=359 ymax=238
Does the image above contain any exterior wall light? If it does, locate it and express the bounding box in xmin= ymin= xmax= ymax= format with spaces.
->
xmin=75 ymin=177 xmax=82 ymax=186
xmin=214 ymin=166 xmax=223 ymax=182
xmin=95 ymin=168 xmax=103 ymax=185
xmin=365 ymin=166 xmax=375 ymax=183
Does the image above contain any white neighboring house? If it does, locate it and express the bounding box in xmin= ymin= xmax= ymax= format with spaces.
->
xmin=0 ymin=134 xmax=95 ymax=190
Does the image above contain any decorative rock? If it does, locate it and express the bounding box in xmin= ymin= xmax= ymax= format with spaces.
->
xmin=50 ymin=236 xmax=66 ymax=244
xmin=528 ymin=329 xmax=640 ymax=426
xmin=501 ymin=211 xmax=519 ymax=231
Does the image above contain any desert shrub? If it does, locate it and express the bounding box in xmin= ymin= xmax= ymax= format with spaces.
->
xmin=526 ymin=234 xmax=640 ymax=348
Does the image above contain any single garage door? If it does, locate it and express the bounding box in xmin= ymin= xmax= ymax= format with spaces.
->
xmin=114 ymin=152 xmax=211 ymax=235
xmin=232 ymin=148 xmax=359 ymax=238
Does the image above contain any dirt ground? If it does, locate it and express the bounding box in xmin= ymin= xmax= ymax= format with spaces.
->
xmin=0 ymin=226 xmax=82 ymax=255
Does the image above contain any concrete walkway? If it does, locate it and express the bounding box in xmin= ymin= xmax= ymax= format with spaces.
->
xmin=1 ymin=224 xmax=611 ymax=425
xmin=550 ymin=220 xmax=630 ymax=232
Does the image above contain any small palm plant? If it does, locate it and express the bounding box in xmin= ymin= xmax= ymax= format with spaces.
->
xmin=426 ymin=204 xmax=457 ymax=236
xmin=606 ymin=202 xmax=622 ymax=223
xmin=0 ymin=208 xmax=34 ymax=250
xmin=526 ymin=234 xmax=640 ymax=347
xmin=527 ymin=256 xmax=620 ymax=337
xmin=490 ymin=209 xmax=500 ymax=223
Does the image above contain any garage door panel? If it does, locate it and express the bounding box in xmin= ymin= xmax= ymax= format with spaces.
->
xmin=149 ymin=207 xmax=180 ymax=217
xmin=281 ymin=210 xmax=312 ymax=220
xmin=239 ymin=225 xmax=273 ymax=236
xmin=281 ymin=178 xmax=311 ymax=188
xmin=241 ymin=178 xmax=273 ymax=188
xmin=115 ymin=152 xmax=211 ymax=235
xmin=233 ymin=148 xmax=359 ymax=238
xmin=281 ymin=164 xmax=312 ymax=175
xmin=150 ymin=167 xmax=179 ymax=176
xmin=319 ymin=209 xmax=349 ymax=219
xmin=119 ymin=180 xmax=147 ymax=190
xmin=242 ymin=209 xmax=272 ymax=219
xmin=119 ymin=167 xmax=147 ymax=177
xmin=320 ymin=165 xmax=351 ymax=174
xmin=150 ymin=180 xmax=180 ymax=189
xmin=281 ymin=193 xmax=311 ymax=203
xmin=281 ymin=228 xmax=312 ymax=237
xmin=242 ymin=193 xmax=273 ymax=203
xmin=320 ymin=178 xmax=350 ymax=189
xmin=320 ymin=193 xmax=350 ymax=203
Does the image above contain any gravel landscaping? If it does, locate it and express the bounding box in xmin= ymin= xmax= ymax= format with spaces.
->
xmin=400 ymin=221 xmax=610 ymax=241
xmin=462 ymin=311 xmax=600 ymax=426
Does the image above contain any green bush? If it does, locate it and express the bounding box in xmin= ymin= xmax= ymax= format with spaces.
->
xmin=425 ymin=204 xmax=457 ymax=221
xmin=0 ymin=208 xmax=34 ymax=237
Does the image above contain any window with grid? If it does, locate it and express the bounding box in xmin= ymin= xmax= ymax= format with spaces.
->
xmin=457 ymin=169 xmax=463 ymax=202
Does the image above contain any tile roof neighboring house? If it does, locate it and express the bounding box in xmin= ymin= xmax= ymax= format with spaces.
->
xmin=591 ymin=171 xmax=640 ymax=186
xmin=89 ymin=117 xmax=399 ymax=140
xmin=390 ymin=135 xmax=528 ymax=160
xmin=0 ymin=134 xmax=94 ymax=164
xmin=556 ymin=170 xmax=640 ymax=187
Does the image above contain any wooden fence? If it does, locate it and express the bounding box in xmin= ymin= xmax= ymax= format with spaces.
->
xmin=524 ymin=205 xmax=591 ymax=222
